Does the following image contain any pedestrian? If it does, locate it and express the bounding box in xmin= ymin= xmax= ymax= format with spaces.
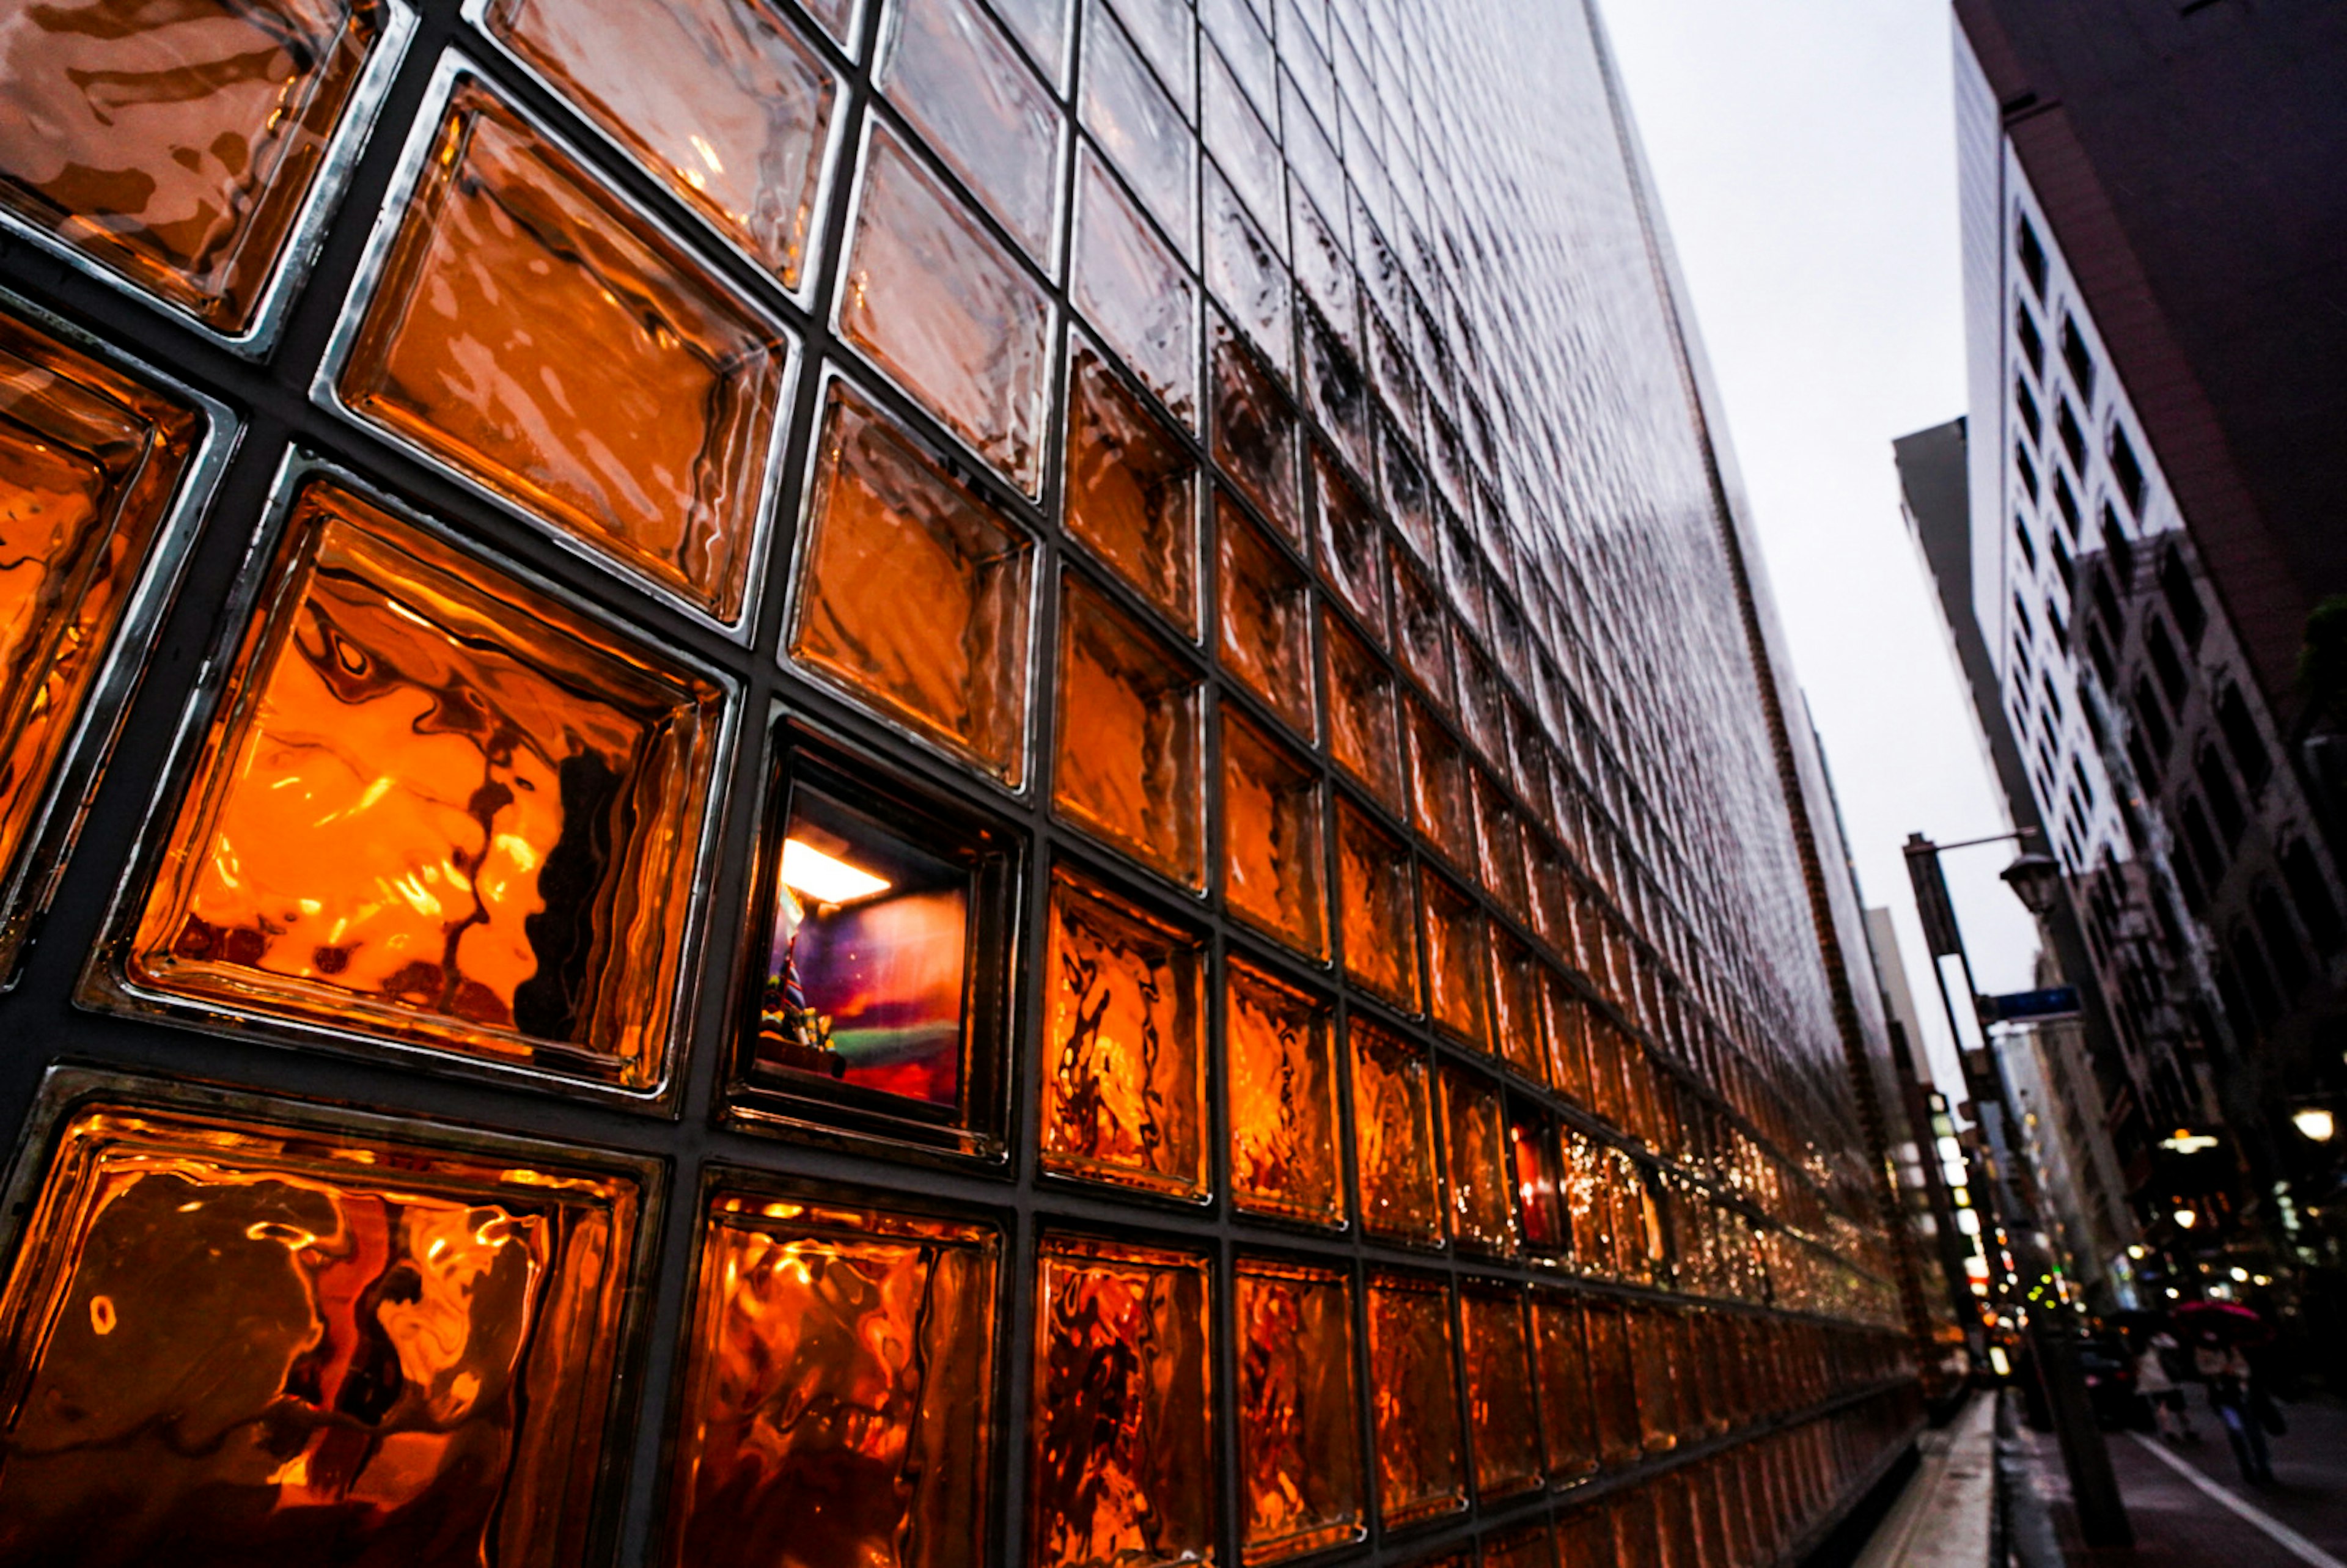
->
xmin=2197 ymin=1336 xmax=2274 ymax=1485
xmin=2136 ymin=1331 xmax=2194 ymax=1442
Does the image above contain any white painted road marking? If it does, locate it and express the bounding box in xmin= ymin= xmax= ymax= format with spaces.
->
xmin=2129 ymin=1431 xmax=2347 ymax=1568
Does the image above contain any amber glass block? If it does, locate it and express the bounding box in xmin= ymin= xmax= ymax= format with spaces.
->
xmin=1533 ymin=1293 xmax=1601 ymax=1483
xmin=1544 ymin=972 xmax=1593 ymax=1108
xmin=1460 ymin=1288 xmax=1541 ymax=1500
xmin=1223 ymin=712 xmax=1326 ymax=958
xmin=1216 ymin=494 xmax=1316 ymax=739
xmin=1390 ymin=546 xmax=1453 ymax=710
xmin=1323 ymin=611 xmax=1406 ymax=814
xmin=1311 ymin=448 xmax=1386 ymax=642
xmin=0 ymin=1097 xmax=640 ymax=1564
xmin=1236 ymin=1258 xmax=1365 ymax=1564
xmin=1054 ymin=574 xmax=1205 ymax=888
xmin=1475 ymin=777 xmax=1529 ymax=918
xmin=794 ymin=381 xmax=1035 ymax=785
xmin=0 ymin=0 xmax=388 ymax=331
xmin=1441 ymin=1063 xmax=1517 ymax=1255
xmin=1628 ymin=1308 xmax=1678 ymax=1455
xmin=1584 ymin=1303 xmax=1640 ymax=1470
xmin=1040 ymin=868 xmax=1207 ymax=1200
xmin=1335 ymin=800 xmax=1418 ymax=1013
xmin=1423 ymin=871 xmax=1491 ymax=1048
xmin=1489 ymin=932 xmax=1546 ymax=1082
xmin=1557 ymin=1506 xmax=1619 ymax=1568
xmin=0 ymin=310 xmax=204 ymax=930
xmin=1351 ymin=1019 xmax=1442 ymax=1246
xmin=1560 ymin=1128 xmax=1611 ymax=1277
xmin=1212 ymin=320 xmax=1304 ymax=548
xmin=1032 ymin=1235 xmax=1213 ymax=1568
xmin=1484 ymin=1526 xmax=1558 ymax=1568
xmin=1407 ymin=699 xmax=1473 ymax=868
xmin=1227 ymin=959 xmax=1343 ymax=1226
xmin=337 ymin=81 xmax=788 ymax=625
xmin=1511 ymin=1110 xmax=1567 ymax=1253
xmin=1066 ymin=339 xmax=1198 ymax=636
xmin=125 ymin=476 xmax=724 ymax=1086
xmin=1612 ymin=1490 xmax=1664 ymax=1568
xmin=669 ymin=1191 xmax=999 ymax=1568
xmin=1365 ymin=1273 xmax=1465 ymax=1528
xmin=485 ymin=0 xmax=837 ymax=291
xmin=842 ymin=123 xmax=1052 ymax=495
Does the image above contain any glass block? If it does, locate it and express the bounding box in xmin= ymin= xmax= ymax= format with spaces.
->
xmin=1441 ymin=508 xmax=1485 ymax=636
xmin=1223 ymin=713 xmax=1326 ymax=958
xmin=1559 ymin=1503 xmax=1618 ymax=1568
xmin=1324 ymin=615 xmax=1406 ymax=815
xmin=123 ymin=475 xmax=725 ymax=1088
xmin=1213 ymin=317 xmax=1304 ymax=546
xmin=1585 ymin=1302 xmax=1641 ymax=1469
xmin=841 ymin=122 xmax=1053 ymax=495
xmin=485 ymin=0 xmax=837 ymax=292
xmin=1475 ymin=775 xmax=1528 ymax=917
xmin=1350 ymin=1019 xmax=1441 ymax=1245
xmin=669 ymin=1190 xmax=998 ymax=1568
xmin=1422 ymin=870 xmax=1491 ymax=1049
xmin=1560 ymin=1128 xmax=1609 ymax=1277
xmin=1200 ymin=0 xmax=1274 ymax=117
xmin=1066 ymin=337 xmax=1199 ymax=634
xmin=1390 ymin=546 xmax=1454 ymax=709
xmin=1461 ymin=1288 xmax=1541 ymax=1500
xmin=1216 ymin=494 xmax=1316 ymax=738
xmin=1533 ymin=1294 xmax=1601 ymax=1482
xmin=1485 ymin=1527 xmax=1558 ymax=1568
xmin=1366 ymin=1273 xmax=1465 ymax=1528
xmin=1106 ymin=0 xmax=1195 ymax=117
xmin=1039 ymin=867 xmax=1208 ymax=1199
xmin=990 ymin=0 xmax=1073 ymax=84
xmin=1456 ymin=639 xmax=1508 ymax=765
xmin=1312 ymin=447 xmax=1386 ymax=641
xmin=1226 ymin=959 xmax=1343 ymax=1225
xmin=1628 ymin=1308 xmax=1677 ymax=1454
xmin=1203 ymin=38 xmax=1282 ymax=246
xmin=1080 ymin=0 xmax=1195 ymax=257
xmin=1440 ymin=1061 xmax=1516 ymax=1255
xmin=1074 ymin=150 xmax=1199 ymax=428
xmin=0 ymin=1093 xmax=641 ymax=1564
xmin=1236 ymin=1258 xmax=1365 ymax=1564
xmin=1033 ymin=1236 xmax=1214 ymax=1568
xmin=1205 ymin=168 xmax=1293 ymax=380
xmin=1299 ymin=308 xmax=1370 ymax=478
xmin=878 ymin=0 xmax=1060 ymax=264
xmin=1054 ymin=574 xmax=1206 ymax=888
xmin=1407 ymin=700 xmax=1473 ymax=869
xmin=1491 ymin=932 xmax=1546 ymax=1083
xmin=1335 ymin=799 xmax=1417 ymax=1012
xmin=792 ymin=381 xmax=1035 ymax=785
xmin=1381 ymin=419 xmax=1437 ymax=565
xmin=339 ymin=81 xmax=790 ymax=625
xmin=0 ymin=0 xmax=390 ymax=331
xmin=0 ymin=309 xmax=207 ymax=966
xmin=1289 ymin=188 xmax=1354 ymax=351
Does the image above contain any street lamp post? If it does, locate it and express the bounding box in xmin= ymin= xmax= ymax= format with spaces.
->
xmin=1904 ymin=831 xmax=2132 ymax=1548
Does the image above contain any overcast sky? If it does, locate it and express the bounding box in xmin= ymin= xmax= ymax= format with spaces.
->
xmin=1595 ymin=0 xmax=2040 ymax=1091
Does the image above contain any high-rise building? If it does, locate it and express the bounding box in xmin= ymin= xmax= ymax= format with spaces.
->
xmin=0 ymin=0 xmax=1929 ymax=1557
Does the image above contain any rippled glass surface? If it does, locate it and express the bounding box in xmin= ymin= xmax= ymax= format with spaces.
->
xmin=793 ymin=381 xmax=1035 ymax=785
xmin=1324 ymin=617 xmax=1405 ymax=817
xmin=1390 ymin=548 xmax=1453 ymax=711
xmin=485 ymin=0 xmax=836 ymax=291
xmin=1222 ymin=712 xmax=1325 ymax=958
xmin=1065 ymin=339 xmax=1196 ymax=634
xmin=1407 ymin=698 xmax=1474 ymax=871
xmin=1227 ymin=958 xmax=1341 ymax=1226
xmin=1367 ymin=1273 xmax=1464 ymax=1527
xmin=1236 ymin=1258 xmax=1363 ymax=1564
xmin=1424 ymin=870 xmax=1491 ymax=1049
xmin=1441 ymin=1062 xmax=1516 ymax=1255
xmin=0 ymin=0 xmax=387 ymax=329
xmin=1216 ymin=495 xmax=1314 ymax=738
xmin=667 ymin=1193 xmax=997 ymax=1568
xmin=1335 ymin=798 xmax=1417 ymax=1011
xmin=1032 ymin=1236 xmax=1212 ymax=1568
xmin=1485 ymin=1527 xmax=1558 ymax=1568
xmin=1629 ymin=1308 xmax=1678 ymax=1455
xmin=1078 ymin=0 xmax=1192 ymax=258
xmin=1461 ymin=1288 xmax=1541 ymax=1500
xmin=1491 ymin=932 xmax=1546 ymax=1083
xmin=1204 ymin=170 xmax=1291 ymax=379
xmin=1053 ymin=575 xmax=1204 ymax=888
xmin=1351 ymin=1019 xmax=1441 ymax=1245
xmin=1073 ymin=151 xmax=1197 ymax=430
xmin=1040 ymin=868 xmax=1207 ymax=1199
xmin=1312 ymin=447 xmax=1385 ymax=642
xmin=0 ymin=1097 xmax=638 ymax=1565
xmin=1511 ymin=1110 xmax=1567 ymax=1253
xmin=1202 ymin=40 xmax=1280 ymax=244
xmin=1533 ymin=1292 xmax=1601 ymax=1482
xmin=842 ymin=123 xmax=1052 ymax=495
xmin=1585 ymin=1302 xmax=1641 ymax=1470
xmin=878 ymin=0 xmax=1060 ymax=264
xmin=125 ymin=476 xmax=724 ymax=1086
xmin=1213 ymin=320 xmax=1303 ymax=547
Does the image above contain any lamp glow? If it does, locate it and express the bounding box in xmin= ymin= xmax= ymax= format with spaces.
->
xmin=2173 ymin=1208 xmax=2197 ymax=1229
xmin=780 ymin=838 xmax=891 ymax=905
xmin=2292 ymin=1107 xmax=2336 ymax=1143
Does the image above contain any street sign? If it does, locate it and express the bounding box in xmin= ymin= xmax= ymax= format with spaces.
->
xmin=1982 ymin=986 xmax=2080 ymax=1022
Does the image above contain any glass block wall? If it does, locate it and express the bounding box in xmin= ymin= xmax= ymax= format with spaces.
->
xmin=0 ymin=0 xmax=1923 ymax=1563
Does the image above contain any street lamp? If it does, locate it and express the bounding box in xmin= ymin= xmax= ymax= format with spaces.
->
xmin=2292 ymin=1105 xmax=2337 ymax=1143
xmin=2000 ymin=851 xmax=2065 ymax=917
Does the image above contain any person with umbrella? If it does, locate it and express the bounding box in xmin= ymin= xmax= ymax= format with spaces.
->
xmin=2179 ymin=1300 xmax=2278 ymax=1485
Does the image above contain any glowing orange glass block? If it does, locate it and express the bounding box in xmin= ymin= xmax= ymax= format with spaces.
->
xmin=483 ymin=0 xmax=837 ymax=291
xmin=1559 ymin=1504 xmax=1618 ymax=1568
xmin=337 ymin=80 xmax=789 ymax=625
xmin=1365 ymin=1272 xmax=1464 ymax=1528
xmin=0 ymin=0 xmax=388 ymax=330
xmin=1475 ymin=774 xmax=1527 ymax=917
xmin=1460 ymin=1287 xmax=1541 ymax=1500
xmin=1065 ymin=339 xmax=1197 ymax=636
xmin=1544 ymin=972 xmax=1593 ymax=1108
xmin=1585 ymin=1302 xmax=1640 ymax=1470
xmin=1406 ymin=699 xmax=1472 ymax=869
xmin=1483 ymin=1526 xmax=1558 ymax=1568
xmin=1335 ymin=800 xmax=1417 ymax=1012
xmin=123 ymin=476 xmax=724 ymax=1086
xmin=1226 ymin=959 xmax=1342 ymax=1226
xmin=1489 ymin=933 xmax=1546 ymax=1083
xmin=1040 ymin=868 xmax=1208 ymax=1200
xmin=1389 ymin=546 xmax=1453 ymax=711
xmin=1216 ymin=494 xmax=1315 ymax=739
xmin=1441 ymin=1063 xmax=1517 ymax=1255
xmin=1511 ymin=1110 xmax=1566 ymax=1253
xmin=1235 ymin=1257 xmax=1364 ymax=1564
xmin=666 ymin=1192 xmax=999 ymax=1568
xmin=1350 ymin=1019 xmax=1441 ymax=1246
xmin=1629 ymin=1308 xmax=1678 ymax=1454
xmin=793 ymin=381 xmax=1036 ymax=786
xmin=1054 ymin=574 xmax=1205 ymax=888
xmin=1323 ymin=610 xmax=1405 ymax=815
xmin=0 ymin=309 xmax=204 ymax=961
xmin=1310 ymin=447 xmax=1384 ymax=642
xmin=1032 ymin=1235 xmax=1213 ymax=1568
xmin=1533 ymin=1292 xmax=1601 ymax=1482
xmin=1212 ymin=321 xmax=1302 ymax=548
xmin=1222 ymin=712 xmax=1326 ymax=958
xmin=1560 ymin=1127 xmax=1611 ymax=1277
xmin=0 ymin=1094 xmax=641 ymax=1564
xmin=1422 ymin=871 xmax=1491 ymax=1048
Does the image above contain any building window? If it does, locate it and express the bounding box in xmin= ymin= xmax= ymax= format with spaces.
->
xmin=2216 ymin=684 xmax=2272 ymax=789
xmin=2016 ymin=441 xmax=2040 ymax=500
xmin=2059 ymin=316 xmax=2097 ymax=401
xmin=2178 ymin=794 xmax=2227 ymax=888
xmin=2281 ymin=841 xmax=2346 ymax=954
xmin=2145 ymin=615 xmax=2191 ymax=706
xmin=2133 ymin=677 xmax=2174 ymax=759
xmin=2159 ymin=548 xmax=2206 ymax=647
xmin=2013 ymin=515 xmax=2038 ymax=571
xmin=2109 ymin=423 xmax=2148 ymax=516
xmin=2197 ymin=745 xmax=2246 ymax=848
xmin=2015 ymin=375 xmax=2043 ymax=441
xmin=2101 ymin=500 xmax=2136 ymax=580
xmin=2087 ymin=621 xmax=2119 ymax=690
xmin=2052 ymin=471 xmax=2082 ymax=540
xmin=2252 ymin=882 xmax=2313 ymax=997
xmin=2056 ymin=397 xmax=2087 ymax=472
xmin=2016 ymin=301 xmax=2046 ymax=376
xmin=2018 ymin=213 xmax=2049 ymax=299
xmin=2049 ymin=530 xmax=2076 ymax=594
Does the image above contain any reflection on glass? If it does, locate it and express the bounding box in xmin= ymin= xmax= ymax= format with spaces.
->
xmin=1461 ymin=1288 xmax=1541 ymax=1500
xmin=1441 ymin=1063 xmax=1516 ymax=1255
xmin=1390 ymin=548 xmax=1453 ymax=710
xmin=1202 ymin=42 xmax=1280 ymax=243
xmin=1226 ymin=959 xmax=1342 ymax=1226
xmin=1204 ymin=170 xmax=1291 ymax=379
xmin=1629 ymin=1308 xmax=1678 ymax=1455
xmin=1335 ymin=799 xmax=1417 ymax=1012
xmin=1491 ymin=932 xmax=1546 ymax=1083
xmin=1485 ymin=1530 xmax=1557 ymax=1568
xmin=339 ymin=81 xmax=788 ymax=625
xmin=1213 ymin=318 xmax=1302 ymax=546
xmin=1236 ymin=1258 xmax=1364 ymax=1564
xmin=1544 ymin=970 xmax=1592 ymax=1107
xmin=793 ymin=381 xmax=1035 ymax=785
xmin=1078 ymin=0 xmax=1192 ymax=257
xmin=1065 ymin=339 xmax=1197 ymax=634
xmin=1533 ymin=1293 xmax=1601 ymax=1483
xmin=667 ymin=1192 xmax=997 ymax=1568
xmin=1351 ymin=1020 xmax=1441 ymax=1246
xmin=842 ymin=123 xmax=1053 ymax=495
xmin=1299 ymin=307 xmax=1369 ymax=480
xmin=1040 ymin=868 xmax=1207 ymax=1200
xmin=1053 ymin=574 xmax=1205 ymax=889
xmin=1101 ymin=0 xmax=1191 ymax=116
xmin=1324 ymin=614 xmax=1406 ymax=815
xmin=991 ymin=0 xmax=1072 ymax=87
xmin=1311 ymin=448 xmax=1384 ymax=641
xmin=0 ymin=1097 xmax=639 ymax=1564
xmin=1222 ymin=712 xmax=1325 ymax=958
xmin=1073 ymin=151 xmax=1197 ymax=428
xmin=1423 ymin=871 xmax=1491 ymax=1048
xmin=485 ymin=0 xmax=837 ymax=291
xmin=125 ymin=476 xmax=724 ymax=1086
xmin=1511 ymin=1110 xmax=1567 ymax=1253
xmin=1560 ymin=1504 xmax=1617 ymax=1568
xmin=1216 ymin=494 xmax=1315 ymax=738
xmin=879 ymin=0 xmax=1061 ymax=263
xmin=1366 ymin=1273 xmax=1464 ymax=1528
xmin=0 ymin=0 xmax=389 ymax=330
xmin=1407 ymin=699 xmax=1473 ymax=870
xmin=1032 ymin=1235 xmax=1213 ymax=1568
xmin=1585 ymin=1302 xmax=1641 ymax=1470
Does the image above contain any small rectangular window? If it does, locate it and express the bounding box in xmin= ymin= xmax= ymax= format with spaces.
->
xmin=2016 ymin=441 xmax=2040 ymax=500
xmin=2015 ymin=375 xmax=2042 ymax=441
xmin=2217 ymin=684 xmax=2272 ymax=788
xmin=2018 ymin=214 xmax=2049 ymax=298
xmin=2197 ymin=745 xmax=2246 ymax=847
xmin=2054 ymin=469 xmax=2082 ymax=535
xmin=2087 ymin=623 xmax=2118 ymax=689
xmin=2145 ymin=615 xmax=2190 ymax=705
xmin=2060 ymin=316 xmax=2096 ymax=401
xmin=2132 ymin=676 xmax=2173 ymax=757
xmin=2102 ymin=500 xmax=2136 ymax=580
xmin=2016 ymin=303 xmax=2046 ymax=375
xmin=2013 ymin=516 xmax=2038 ymax=571
xmin=2050 ymin=531 xmax=2076 ymax=593
xmin=2159 ymin=548 xmax=2207 ymax=647
xmin=2057 ymin=397 xmax=2087 ymax=472
xmin=2109 ymin=423 xmax=2147 ymax=515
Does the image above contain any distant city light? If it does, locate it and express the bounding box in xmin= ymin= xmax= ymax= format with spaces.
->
xmin=2291 ymin=1107 xmax=2336 ymax=1143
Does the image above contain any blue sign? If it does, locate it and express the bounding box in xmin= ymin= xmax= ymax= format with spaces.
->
xmin=1983 ymin=986 xmax=2081 ymax=1021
